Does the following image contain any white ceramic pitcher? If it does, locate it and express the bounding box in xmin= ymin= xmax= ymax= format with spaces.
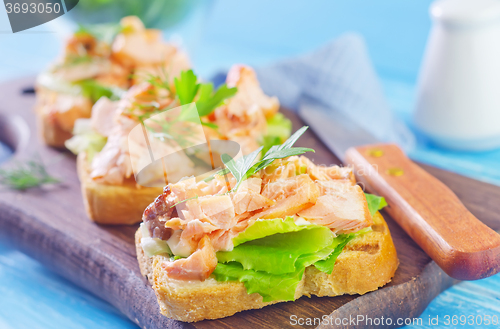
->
xmin=413 ymin=0 xmax=500 ymax=151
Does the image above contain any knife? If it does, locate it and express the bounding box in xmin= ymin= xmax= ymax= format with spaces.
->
xmin=299 ymin=100 xmax=500 ymax=280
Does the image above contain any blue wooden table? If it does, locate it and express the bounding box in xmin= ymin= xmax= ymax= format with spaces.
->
xmin=1 ymin=1 xmax=499 ymax=328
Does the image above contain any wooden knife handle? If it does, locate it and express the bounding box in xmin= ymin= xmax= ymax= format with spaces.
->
xmin=345 ymin=143 xmax=500 ymax=280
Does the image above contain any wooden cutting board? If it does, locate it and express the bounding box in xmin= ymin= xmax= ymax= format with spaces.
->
xmin=1 ymin=77 xmax=499 ymax=329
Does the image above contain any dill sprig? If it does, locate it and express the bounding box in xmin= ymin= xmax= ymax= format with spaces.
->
xmin=0 ymin=159 xmax=59 ymax=190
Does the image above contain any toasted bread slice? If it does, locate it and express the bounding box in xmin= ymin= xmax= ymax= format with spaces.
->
xmin=135 ymin=211 xmax=399 ymax=322
xmin=37 ymin=110 xmax=74 ymax=148
xmin=77 ymin=152 xmax=163 ymax=225
xmin=35 ymin=87 xmax=93 ymax=147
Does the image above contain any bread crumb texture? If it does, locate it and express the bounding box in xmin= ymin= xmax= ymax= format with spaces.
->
xmin=78 ymin=152 xmax=163 ymax=225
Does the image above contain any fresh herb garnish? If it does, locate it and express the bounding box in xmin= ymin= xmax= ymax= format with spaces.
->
xmin=123 ymin=69 xmax=236 ymax=150
xmin=145 ymin=70 xmax=172 ymax=94
xmin=220 ymin=126 xmax=314 ymax=193
xmin=75 ymin=23 xmax=125 ymax=44
xmin=174 ymin=69 xmax=237 ymax=117
xmin=170 ymin=195 xmax=199 ymax=209
xmin=261 ymin=135 xmax=281 ymax=158
xmin=174 ymin=70 xmax=199 ymax=105
xmin=201 ymin=121 xmax=218 ymax=129
xmin=77 ymin=79 xmax=123 ymax=102
xmin=172 ymin=126 xmax=314 ymax=207
xmin=196 ymin=83 xmax=237 ymax=117
xmin=221 ymin=147 xmax=264 ymax=193
xmin=251 ymin=126 xmax=313 ymax=173
xmin=0 ymin=159 xmax=59 ymax=190
xmin=125 ymin=70 xmax=236 ymax=127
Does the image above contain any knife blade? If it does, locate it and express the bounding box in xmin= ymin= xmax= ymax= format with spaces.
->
xmin=299 ymin=100 xmax=500 ymax=280
xmin=298 ymin=100 xmax=380 ymax=162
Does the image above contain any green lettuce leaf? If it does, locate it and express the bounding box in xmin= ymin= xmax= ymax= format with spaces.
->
xmin=76 ymin=79 xmax=122 ymax=103
xmin=37 ymin=72 xmax=124 ymax=104
xmin=209 ymin=174 xmax=387 ymax=303
xmin=261 ymin=135 xmax=281 ymax=157
xmin=65 ymin=119 xmax=107 ymax=160
xmin=313 ymin=234 xmax=356 ymax=274
xmin=365 ymin=193 xmax=388 ymax=216
xmin=261 ymin=113 xmax=292 ymax=157
xmin=213 ymin=262 xmax=304 ymax=302
xmin=217 ymin=223 xmax=333 ymax=274
xmin=266 ymin=112 xmax=292 ymax=142
xmin=65 ymin=132 xmax=107 ymax=161
xmin=232 ymin=217 xmax=313 ymax=247
xmin=213 ymin=217 xmax=360 ymax=301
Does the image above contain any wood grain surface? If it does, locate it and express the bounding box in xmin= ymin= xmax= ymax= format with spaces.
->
xmin=345 ymin=144 xmax=500 ymax=280
xmin=0 ymin=77 xmax=499 ymax=329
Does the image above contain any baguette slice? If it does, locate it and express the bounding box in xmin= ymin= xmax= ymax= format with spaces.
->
xmin=35 ymin=87 xmax=93 ymax=147
xmin=135 ymin=211 xmax=399 ymax=322
xmin=37 ymin=110 xmax=74 ymax=148
xmin=77 ymin=152 xmax=163 ymax=225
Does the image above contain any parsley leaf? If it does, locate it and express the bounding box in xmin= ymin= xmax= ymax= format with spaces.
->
xmin=196 ymin=83 xmax=237 ymax=117
xmin=174 ymin=70 xmax=199 ymax=105
xmin=174 ymin=70 xmax=237 ymax=117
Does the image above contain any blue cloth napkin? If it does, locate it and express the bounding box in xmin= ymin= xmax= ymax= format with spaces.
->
xmin=255 ymin=33 xmax=415 ymax=152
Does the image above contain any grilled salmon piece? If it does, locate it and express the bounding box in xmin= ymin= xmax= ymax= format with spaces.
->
xmin=249 ymin=174 xmax=320 ymax=221
xmin=225 ymin=65 xmax=279 ymax=119
xmin=183 ymin=195 xmax=236 ymax=230
xmin=163 ymin=236 xmax=218 ymax=281
xmin=231 ymin=178 xmax=275 ymax=215
xmin=298 ymin=180 xmax=372 ymax=234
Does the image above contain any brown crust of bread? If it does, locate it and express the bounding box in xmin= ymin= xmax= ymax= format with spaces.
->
xmin=35 ymin=87 xmax=93 ymax=147
xmin=36 ymin=108 xmax=74 ymax=148
xmin=77 ymin=152 xmax=163 ymax=225
xmin=135 ymin=211 xmax=399 ymax=322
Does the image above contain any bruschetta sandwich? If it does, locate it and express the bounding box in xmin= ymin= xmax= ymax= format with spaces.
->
xmin=67 ymin=65 xmax=291 ymax=224
xmin=135 ymin=127 xmax=399 ymax=322
xmin=35 ymin=15 xmax=189 ymax=147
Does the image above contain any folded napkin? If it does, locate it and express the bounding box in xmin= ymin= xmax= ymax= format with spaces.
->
xmin=254 ymin=33 xmax=415 ymax=153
